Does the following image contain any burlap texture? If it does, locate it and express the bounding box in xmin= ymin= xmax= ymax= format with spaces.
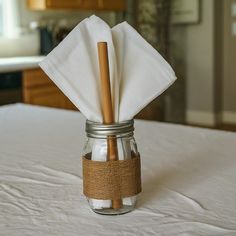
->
xmin=83 ymin=154 xmax=141 ymax=199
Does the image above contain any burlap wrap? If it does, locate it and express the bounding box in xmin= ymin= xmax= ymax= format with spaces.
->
xmin=82 ymin=154 xmax=141 ymax=199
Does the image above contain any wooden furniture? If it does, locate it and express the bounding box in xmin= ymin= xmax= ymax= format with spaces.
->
xmin=27 ymin=0 xmax=126 ymax=11
xmin=23 ymin=68 xmax=77 ymax=110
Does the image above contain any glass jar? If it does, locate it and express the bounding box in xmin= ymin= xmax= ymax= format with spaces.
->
xmin=82 ymin=120 xmax=140 ymax=215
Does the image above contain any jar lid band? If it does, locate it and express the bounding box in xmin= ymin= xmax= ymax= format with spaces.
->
xmin=86 ymin=120 xmax=134 ymax=138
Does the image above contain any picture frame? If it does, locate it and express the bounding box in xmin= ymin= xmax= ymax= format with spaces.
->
xmin=171 ymin=0 xmax=200 ymax=24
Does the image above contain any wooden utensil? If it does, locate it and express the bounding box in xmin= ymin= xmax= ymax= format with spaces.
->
xmin=97 ymin=42 xmax=122 ymax=209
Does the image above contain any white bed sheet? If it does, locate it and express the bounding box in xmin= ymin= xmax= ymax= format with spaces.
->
xmin=0 ymin=104 xmax=236 ymax=236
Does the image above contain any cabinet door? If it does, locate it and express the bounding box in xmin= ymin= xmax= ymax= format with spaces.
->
xmin=23 ymin=69 xmax=77 ymax=111
xmin=23 ymin=85 xmax=75 ymax=109
xmin=46 ymin=0 xmax=98 ymax=10
xmin=97 ymin=0 xmax=126 ymax=11
xmin=27 ymin=0 xmax=46 ymax=10
xmin=23 ymin=68 xmax=53 ymax=88
xmin=27 ymin=0 xmax=125 ymax=10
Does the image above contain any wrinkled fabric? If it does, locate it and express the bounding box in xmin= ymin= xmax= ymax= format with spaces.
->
xmin=0 ymin=104 xmax=236 ymax=236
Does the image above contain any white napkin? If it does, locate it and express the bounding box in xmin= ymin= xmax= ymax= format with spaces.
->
xmin=39 ymin=15 xmax=176 ymax=209
xmin=39 ymin=15 xmax=176 ymax=123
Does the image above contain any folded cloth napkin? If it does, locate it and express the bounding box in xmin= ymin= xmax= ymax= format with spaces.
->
xmin=39 ymin=15 xmax=176 ymax=209
xmin=39 ymin=15 xmax=176 ymax=122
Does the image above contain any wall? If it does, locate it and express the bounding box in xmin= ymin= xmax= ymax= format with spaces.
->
xmin=173 ymin=0 xmax=236 ymax=126
xmin=0 ymin=0 xmax=116 ymax=57
xmin=169 ymin=24 xmax=186 ymax=124
xmin=185 ymin=0 xmax=216 ymax=126
xmin=222 ymin=0 xmax=236 ymax=124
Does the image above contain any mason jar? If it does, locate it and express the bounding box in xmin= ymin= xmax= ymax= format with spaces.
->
xmin=82 ymin=120 xmax=141 ymax=215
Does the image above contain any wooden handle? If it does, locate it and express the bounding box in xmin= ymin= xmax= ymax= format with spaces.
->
xmin=97 ymin=42 xmax=122 ymax=209
xmin=97 ymin=42 xmax=114 ymax=124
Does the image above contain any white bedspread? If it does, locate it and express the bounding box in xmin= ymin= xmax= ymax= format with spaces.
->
xmin=0 ymin=104 xmax=236 ymax=236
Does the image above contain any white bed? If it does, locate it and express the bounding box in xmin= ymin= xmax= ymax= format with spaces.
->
xmin=0 ymin=104 xmax=236 ymax=235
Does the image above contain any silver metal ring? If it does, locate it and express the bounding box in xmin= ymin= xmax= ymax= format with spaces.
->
xmin=86 ymin=120 xmax=134 ymax=138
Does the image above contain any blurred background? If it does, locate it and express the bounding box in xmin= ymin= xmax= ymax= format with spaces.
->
xmin=0 ymin=0 xmax=235 ymax=131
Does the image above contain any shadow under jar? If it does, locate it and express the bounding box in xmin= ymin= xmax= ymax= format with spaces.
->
xmin=82 ymin=120 xmax=141 ymax=215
